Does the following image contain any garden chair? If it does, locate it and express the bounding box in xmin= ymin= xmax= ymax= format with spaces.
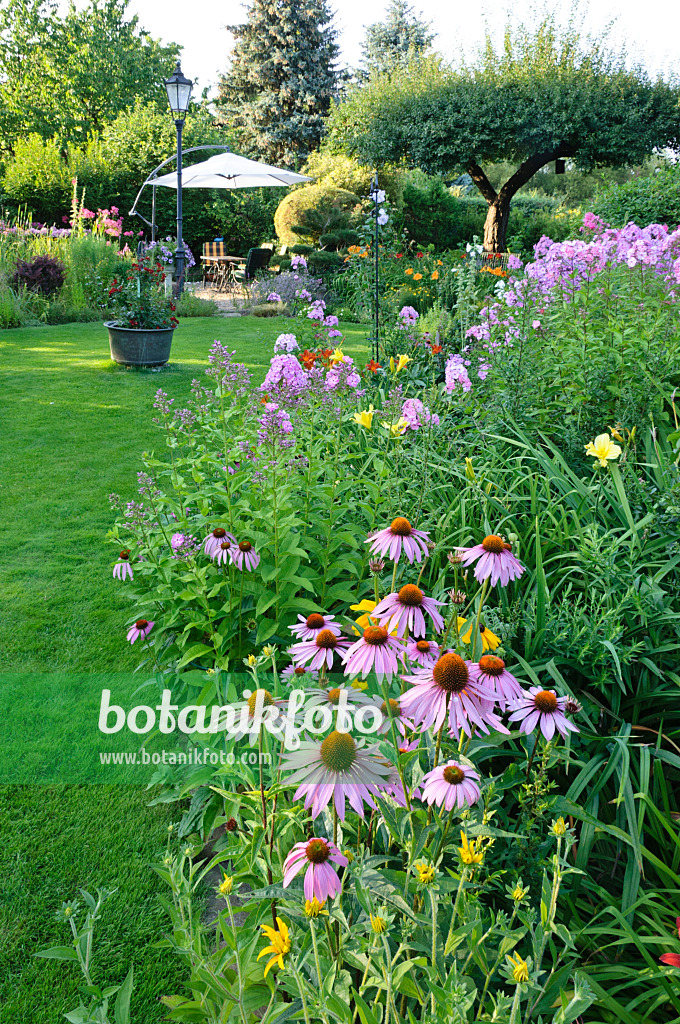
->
xmin=232 ymin=248 xmax=273 ymax=295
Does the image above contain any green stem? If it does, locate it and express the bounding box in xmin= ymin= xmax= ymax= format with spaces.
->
xmin=430 ymin=888 xmax=438 ymax=1014
xmin=226 ymin=898 xmax=249 ymax=1024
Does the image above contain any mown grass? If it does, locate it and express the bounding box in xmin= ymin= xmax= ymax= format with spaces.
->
xmin=0 ymin=315 xmax=369 ymax=1020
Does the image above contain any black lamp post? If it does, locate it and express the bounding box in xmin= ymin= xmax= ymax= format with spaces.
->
xmin=164 ymin=62 xmax=192 ymax=294
xmin=369 ymin=173 xmax=384 ymax=363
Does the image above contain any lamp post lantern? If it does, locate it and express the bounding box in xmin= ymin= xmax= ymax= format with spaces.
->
xmin=164 ymin=62 xmax=192 ymax=295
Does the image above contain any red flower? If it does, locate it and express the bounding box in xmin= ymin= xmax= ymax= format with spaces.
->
xmin=659 ymin=917 xmax=680 ymax=967
xmin=365 ymin=359 xmax=382 ymax=373
xmin=416 ymin=252 xmax=424 ymax=258
xmin=395 ymin=253 xmax=403 ymax=258
xmin=431 ymin=344 xmax=442 ymax=354
xmin=300 ymin=349 xmax=316 ymax=369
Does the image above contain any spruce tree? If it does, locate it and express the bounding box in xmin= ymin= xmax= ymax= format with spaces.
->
xmin=217 ymin=0 xmax=339 ymax=167
xmin=360 ymin=0 xmax=433 ymax=77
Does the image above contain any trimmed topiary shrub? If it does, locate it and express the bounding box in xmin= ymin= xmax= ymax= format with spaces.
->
xmin=274 ymin=183 xmax=360 ymax=246
xmin=12 ymin=255 xmax=66 ymax=295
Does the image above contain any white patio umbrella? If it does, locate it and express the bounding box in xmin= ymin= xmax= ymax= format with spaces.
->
xmin=150 ymin=150 xmax=312 ymax=190
xmin=128 ymin=147 xmax=312 ymax=239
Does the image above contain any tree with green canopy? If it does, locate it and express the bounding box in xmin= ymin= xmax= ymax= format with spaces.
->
xmin=328 ymin=17 xmax=680 ymax=251
xmin=217 ymin=0 xmax=340 ymax=168
xmin=0 ymin=0 xmax=180 ymax=153
xmin=360 ymin=0 xmax=434 ymax=77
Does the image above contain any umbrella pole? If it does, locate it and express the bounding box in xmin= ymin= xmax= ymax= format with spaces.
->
xmin=151 ymin=186 xmax=156 ymax=243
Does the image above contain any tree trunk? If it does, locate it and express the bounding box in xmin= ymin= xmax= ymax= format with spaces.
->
xmin=483 ymin=198 xmax=511 ymax=253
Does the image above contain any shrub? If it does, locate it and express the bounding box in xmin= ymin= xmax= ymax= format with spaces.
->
xmin=274 ymin=183 xmax=360 ymax=245
xmin=593 ymin=163 xmax=680 ymax=228
xmin=174 ymin=292 xmax=218 ymax=317
xmin=400 ymin=177 xmax=461 ymax=247
xmin=12 ymin=254 xmax=65 ymax=295
xmin=250 ymin=302 xmax=285 ymax=317
xmin=303 ymin=149 xmax=405 ymax=203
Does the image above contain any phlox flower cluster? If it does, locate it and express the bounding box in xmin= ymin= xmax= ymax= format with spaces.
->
xmin=274 ymin=333 xmax=299 ymax=354
xmin=325 ymin=355 xmax=360 ymax=392
xmin=260 ymin=354 xmax=309 ymax=397
xmin=401 ymin=398 xmax=440 ymax=430
xmin=257 ymin=402 xmax=294 ymax=450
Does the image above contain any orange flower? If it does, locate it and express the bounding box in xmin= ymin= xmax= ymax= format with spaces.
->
xmin=365 ymin=359 xmax=382 ymax=372
xmin=437 ymin=259 xmax=443 ymax=265
xmin=413 ymin=272 xmax=423 ymax=280
xmin=431 ymin=270 xmax=439 ymax=280
xmin=431 ymin=344 xmax=442 ymax=354
xmin=405 ymin=267 xmax=413 ymax=275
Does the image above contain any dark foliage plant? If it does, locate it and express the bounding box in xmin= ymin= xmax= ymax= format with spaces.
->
xmin=12 ymin=254 xmax=66 ymax=295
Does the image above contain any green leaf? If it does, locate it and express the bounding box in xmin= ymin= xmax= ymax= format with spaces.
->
xmin=34 ymin=946 xmax=78 ymax=961
xmin=114 ymin=965 xmax=134 ymax=1024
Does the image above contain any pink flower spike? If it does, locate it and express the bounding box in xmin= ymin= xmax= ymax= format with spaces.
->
xmin=283 ymin=838 xmax=348 ymax=902
xmin=372 ymin=584 xmax=445 ymax=638
xmin=419 ymin=760 xmax=481 ymax=811
xmin=289 ymin=612 xmax=343 ymax=641
xmin=290 ymin=629 xmax=351 ymax=672
xmin=127 ymin=618 xmax=154 ymax=644
xmin=468 ymin=655 xmax=523 ymax=711
xmin=113 ymin=551 xmax=133 ymax=581
xmin=458 ymin=534 xmax=525 ymax=587
xmin=508 ymin=687 xmax=579 ymax=741
xmin=366 ymin=516 xmax=431 ymax=564
xmin=342 ymin=626 xmax=404 ymax=680
xmin=229 ymin=540 xmax=260 ymax=572
xmin=204 ymin=527 xmax=237 ymax=559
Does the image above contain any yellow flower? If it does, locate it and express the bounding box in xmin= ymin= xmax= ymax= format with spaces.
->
xmin=405 ymin=267 xmax=413 ymax=275
xmin=389 ymin=353 xmax=411 ymax=373
xmin=413 ymin=272 xmax=423 ymax=280
xmin=464 ymin=457 xmax=475 ymax=481
xmin=512 ymin=883 xmax=529 ymax=902
xmin=584 ymin=433 xmax=622 ymax=468
xmin=218 ymin=875 xmax=233 ymax=897
xmin=370 ymin=913 xmax=387 ymax=934
xmin=262 ymin=645 xmax=275 ymax=658
xmin=257 ymin=917 xmax=291 ymax=976
xmin=551 ymin=817 xmax=568 ymax=837
xmin=458 ymin=831 xmax=483 ymax=866
xmin=353 ymin=406 xmax=375 ymax=429
xmin=304 ymin=897 xmax=327 ymax=918
xmin=457 ymin=617 xmax=501 ymax=651
xmin=351 ymin=678 xmax=369 ymax=690
xmin=350 ymin=598 xmax=379 ymax=633
xmin=508 ymin=952 xmax=529 ymax=984
xmin=414 ymin=862 xmax=435 ymax=884
xmin=381 ymin=417 xmax=409 ymax=436
xmin=246 ymin=654 xmax=258 ymax=667
xmin=431 ymin=270 xmax=439 ymax=280
xmin=343 ymin=848 xmax=355 ymax=863
xmin=330 ymin=347 xmax=346 ymax=366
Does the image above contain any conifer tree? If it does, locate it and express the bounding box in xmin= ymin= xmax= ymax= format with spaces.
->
xmin=218 ymin=0 xmax=339 ymax=167
xmin=360 ymin=0 xmax=433 ymax=77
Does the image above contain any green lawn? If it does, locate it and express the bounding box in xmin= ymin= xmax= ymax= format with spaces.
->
xmin=0 ymin=316 xmax=370 ymax=1020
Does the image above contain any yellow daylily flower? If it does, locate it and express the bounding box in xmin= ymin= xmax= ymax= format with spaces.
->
xmin=584 ymin=432 xmax=622 ymax=468
xmin=353 ymin=406 xmax=375 ymax=429
xmin=257 ymin=917 xmax=291 ymax=977
xmin=330 ymin=347 xmax=346 ymax=366
xmin=457 ymin=617 xmax=500 ymax=651
xmin=458 ymin=831 xmax=483 ymax=866
xmin=389 ymin=353 xmax=412 ymax=373
xmin=508 ymin=952 xmax=529 ymax=984
xmin=381 ymin=416 xmax=409 ymax=436
xmin=350 ymin=599 xmax=380 ymax=633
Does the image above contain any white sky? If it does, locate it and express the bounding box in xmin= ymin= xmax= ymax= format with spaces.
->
xmin=118 ymin=0 xmax=680 ymax=96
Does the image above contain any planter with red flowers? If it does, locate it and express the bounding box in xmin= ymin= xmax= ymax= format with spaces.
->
xmin=105 ymin=253 xmax=179 ymax=366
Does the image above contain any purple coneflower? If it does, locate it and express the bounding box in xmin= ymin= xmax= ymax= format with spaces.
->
xmin=289 ymin=612 xmax=343 ymax=641
xmin=283 ymin=838 xmax=348 ymax=902
xmin=215 ymin=540 xmax=232 ymax=566
xmin=290 ymin=629 xmax=351 ymax=672
xmin=113 ymin=550 xmax=133 ymax=581
xmin=403 ymin=637 xmax=439 ymax=667
xmin=230 ymin=540 xmax=260 ymax=572
xmin=401 ymin=652 xmax=506 ymax=739
xmin=306 ymin=684 xmax=372 ymax=711
xmin=204 ymin=527 xmax=236 ymax=559
xmin=366 ymin=517 xmax=430 ymax=564
xmin=281 ymin=731 xmax=394 ymax=819
xmin=419 ymin=760 xmax=481 ymax=811
xmin=127 ymin=618 xmax=154 ymax=644
xmin=372 ymin=584 xmax=445 ymax=637
xmin=364 ymin=694 xmax=413 ymax=738
xmin=508 ymin=687 xmax=579 ymax=741
xmin=281 ymin=664 xmax=319 ymax=683
xmin=342 ymin=626 xmax=403 ymax=680
xmin=458 ymin=534 xmax=525 ymax=587
xmin=468 ymin=655 xmax=523 ymax=710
